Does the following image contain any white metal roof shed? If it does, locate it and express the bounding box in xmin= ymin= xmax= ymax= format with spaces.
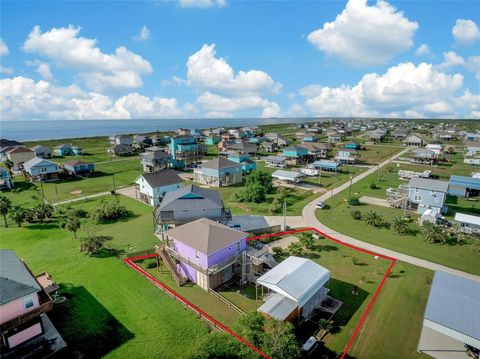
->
xmin=271 ymin=170 xmax=303 ymax=182
xmin=257 ymin=256 xmax=330 ymax=307
xmin=257 ymin=292 xmax=297 ymax=321
xmin=454 ymin=212 xmax=480 ymax=226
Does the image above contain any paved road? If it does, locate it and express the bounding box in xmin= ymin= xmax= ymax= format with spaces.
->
xmin=302 ymin=148 xmax=480 ymax=281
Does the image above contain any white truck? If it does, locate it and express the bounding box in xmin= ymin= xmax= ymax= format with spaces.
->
xmin=300 ymin=167 xmax=319 ymax=176
xmin=398 ymin=170 xmax=432 ymax=179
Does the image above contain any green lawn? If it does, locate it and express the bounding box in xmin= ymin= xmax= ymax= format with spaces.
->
xmin=316 ymin=169 xmax=480 ymax=275
xmin=4 ymin=159 xmax=142 ymax=206
xmin=263 ymin=234 xmax=431 ymax=358
xmin=0 ymin=196 xmax=209 ymax=358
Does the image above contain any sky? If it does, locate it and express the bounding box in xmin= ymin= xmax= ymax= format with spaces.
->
xmin=0 ymin=0 xmax=479 ymax=121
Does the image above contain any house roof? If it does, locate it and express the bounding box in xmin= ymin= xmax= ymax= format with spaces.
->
xmin=142 ymin=150 xmax=171 ymax=160
xmin=136 ymin=169 xmax=182 ymax=188
xmin=257 ymin=256 xmax=330 ymax=307
xmin=54 ymin=144 xmax=72 ymax=149
xmin=272 ymin=170 xmax=303 ymax=181
xmin=263 ymin=156 xmax=286 ymax=163
xmin=0 ymin=250 xmax=41 ymax=305
xmin=158 ymin=184 xmax=223 ymax=211
xmin=166 ymin=218 xmax=247 ymax=255
xmin=7 ymin=146 xmax=34 ymax=154
xmin=23 ymin=157 xmax=58 ymax=170
xmin=283 ymin=145 xmax=308 ymax=153
xmin=449 ymin=175 xmax=480 ymax=190
xmin=464 ymin=141 xmax=480 ymax=148
xmin=408 ymin=178 xmax=449 ymax=192
xmin=31 ymin=145 xmax=50 ymax=151
xmin=64 ymin=160 xmax=91 ymax=167
xmin=201 ymin=157 xmax=240 ymax=170
xmin=454 ymin=212 xmax=480 ymax=226
xmin=423 ymin=271 xmax=480 ymax=349
xmin=257 ymin=292 xmax=297 ymax=321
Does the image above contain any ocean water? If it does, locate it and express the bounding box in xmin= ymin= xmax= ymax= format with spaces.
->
xmin=0 ymin=118 xmax=315 ymax=141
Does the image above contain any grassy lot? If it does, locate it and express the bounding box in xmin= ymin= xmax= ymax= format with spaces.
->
xmin=3 ymin=159 xmax=142 ymax=205
xmin=264 ymin=234 xmax=431 ymax=358
xmin=0 ymin=196 xmax=210 ymax=358
xmin=316 ymin=169 xmax=480 ymax=275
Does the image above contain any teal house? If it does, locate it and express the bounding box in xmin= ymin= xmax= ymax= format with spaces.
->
xmin=282 ymin=145 xmax=309 ymax=165
xmin=345 ymin=142 xmax=361 ymax=150
xmin=206 ymin=136 xmax=221 ymax=145
xmin=228 ymin=152 xmax=256 ymax=173
xmin=54 ymin=144 xmax=83 ymax=156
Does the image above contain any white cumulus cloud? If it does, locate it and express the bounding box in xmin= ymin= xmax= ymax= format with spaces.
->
xmin=436 ymin=51 xmax=466 ymax=70
xmin=23 ymin=26 xmax=153 ymax=92
xmin=300 ymin=62 xmax=466 ymax=118
xmin=179 ymin=0 xmax=226 ymax=8
xmin=452 ymin=19 xmax=480 ymax=45
xmin=133 ymin=26 xmax=152 ymax=41
xmin=307 ymin=0 xmax=418 ymax=66
xmin=0 ymin=39 xmax=9 ymax=57
xmin=0 ymin=76 xmax=182 ymax=120
xmin=415 ymin=44 xmax=431 ymax=57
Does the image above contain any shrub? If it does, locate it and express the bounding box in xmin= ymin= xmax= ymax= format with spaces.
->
xmin=351 ymin=210 xmax=362 ymax=220
xmin=272 ymin=246 xmax=283 ymax=256
xmin=92 ymin=202 xmax=129 ymax=223
xmin=67 ymin=208 xmax=89 ymax=219
xmin=348 ymin=196 xmax=360 ymax=206
xmin=369 ymin=182 xmax=378 ymax=189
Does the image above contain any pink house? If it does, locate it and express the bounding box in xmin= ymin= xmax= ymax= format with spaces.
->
xmin=0 ymin=250 xmax=66 ymax=357
xmin=162 ymin=218 xmax=248 ymax=290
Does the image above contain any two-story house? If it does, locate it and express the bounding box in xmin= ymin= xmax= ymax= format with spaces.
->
xmin=23 ymin=157 xmax=61 ymax=182
xmin=403 ymin=134 xmax=424 ymax=147
xmin=227 ymin=152 xmax=256 ymax=173
xmin=464 ymin=141 xmax=480 ymax=158
xmin=109 ymin=135 xmax=132 ymax=146
xmin=169 ymin=135 xmax=207 ymax=168
xmin=154 ymin=184 xmax=230 ymax=228
xmin=161 ymin=218 xmax=247 ymax=290
xmin=63 ymin=160 xmax=95 ymax=176
xmin=264 ymin=133 xmax=289 ymax=147
xmin=141 ymin=149 xmax=172 ymax=173
xmin=0 ymin=168 xmax=14 ymax=189
xmin=407 ymin=178 xmax=449 ymax=214
xmin=335 ymin=149 xmax=359 ymax=164
xmin=5 ymin=147 xmax=35 ymax=171
xmin=0 ymin=250 xmax=65 ymax=357
xmin=54 ymin=144 xmax=82 ymax=156
xmin=135 ymin=169 xmax=184 ymax=206
xmin=193 ymin=158 xmax=243 ymax=187
xmin=282 ymin=145 xmax=309 ymax=165
xmin=299 ymin=142 xmax=332 ymax=161
xmin=31 ymin=145 xmax=52 ymax=159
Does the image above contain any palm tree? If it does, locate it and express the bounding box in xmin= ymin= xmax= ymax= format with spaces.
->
xmin=9 ymin=206 xmax=27 ymax=227
xmin=422 ymin=222 xmax=447 ymax=243
xmin=34 ymin=202 xmax=54 ymax=222
xmin=318 ymin=319 xmax=334 ymax=333
xmin=392 ymin=217 xmax=409 ymax=234
xmin=364 ymin=211 xmax=382 ymax=227
xmin=0 ymin=195 xmax=12 ymax=227
xmin=287 ymin=242 xmax=303 ymax=256
xmin=65 ymin=216 xmax=81 ymax=239
xmin=300 ymin=232 xmax=315 ymax=249
xmin=4 ymin=159 xmax=14 ymax=176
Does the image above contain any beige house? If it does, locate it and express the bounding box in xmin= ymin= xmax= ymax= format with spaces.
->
xmin=6 ymin=147 xmax=35 ymax=171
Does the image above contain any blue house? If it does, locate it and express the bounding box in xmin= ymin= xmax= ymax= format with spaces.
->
xmin=64 ymin=160 xmax=95 ymax=175
xmin=465 ymin=133 xmax=480 ymax=142
xmin=312 ymin=160 xmax=341 ymax=172
xmin=135 ymin=169 xmax=184 ymax=206
xmin=23 ymin=157 xmax=61 ymax=182
xmin=344 ymin=142 xmax=361 ymax=150
xmin=170 ymin=135 xmax=207 ymax=168
xmin=448 ymin=175 xmax=480 ymax=198
xmin=282 ymin=145 xmax=309 ymax=165
xmin=194 ymin=157 xmax=242 ymax=187
xmin=0 ymin=168 xmax=13 ymax=189
xmin=407 ymin=178 xmax=449 ymax=214
xmin=228 ymin=152 xmax=256 ymax=173
xmin=303 ymin=135 xmax=318 ymax=143
xmin=206 ymin=136 xmax=221 ymax=145
xmin=54 ymin=144 xmax=83 ymax=156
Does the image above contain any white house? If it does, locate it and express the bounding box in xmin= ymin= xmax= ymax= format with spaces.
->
xmin=135 ymin=169 xmax=184 ymax=206
xmin=454 ymin=212 xmax=480 ymax=235
xmin=272 ymin=170 xmax=304 ymax=184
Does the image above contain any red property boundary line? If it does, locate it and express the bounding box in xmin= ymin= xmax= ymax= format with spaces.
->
xmin=124 ymin=227 xmax=396 ymax=359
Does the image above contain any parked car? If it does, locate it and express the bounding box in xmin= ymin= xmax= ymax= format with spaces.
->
xmin=315 ymin=201 xmax=325 ymax=209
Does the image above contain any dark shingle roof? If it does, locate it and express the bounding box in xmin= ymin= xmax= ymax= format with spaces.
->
xmin=138 ymin=169 xmax=183 ymax=188
xmin=0 ymin=250 xmax=41 ymax=305
xmin=64 ymin=160 xmax=90 ymax=166
xmin=202 ymin=157 xmax=240 ymax=170
xmin=159 ymin=184 xmax=223 ymax=211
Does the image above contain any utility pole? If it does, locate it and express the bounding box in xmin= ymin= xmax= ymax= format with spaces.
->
xmin=376 ymin=164 xmax=380 ymax=182
xmin=318 ymin=167 xmax=322 ymax=186
xmin=55 ymin=183 xmax=60 ymax=207
xmin=283 ymin=199 xmax=287 ymax=231
xmin=348 ymin=173 xmax=353 ymax=202
xmin=40 ymin=181 xmax=45 ymax=202
xmin=112 ymin=173 xmax=116 ymax=193
xmin=330 ymin=189 xmax=333 ymax=214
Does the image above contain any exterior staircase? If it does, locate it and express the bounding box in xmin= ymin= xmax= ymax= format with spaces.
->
xmin=157 ymin=247 xmax=187 ymax=286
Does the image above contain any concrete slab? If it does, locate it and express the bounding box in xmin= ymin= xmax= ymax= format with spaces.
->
xmin=418 ymin=325 xmax=470 ymax=359
xmin=359 ymin=195 xmax=391 ymax=208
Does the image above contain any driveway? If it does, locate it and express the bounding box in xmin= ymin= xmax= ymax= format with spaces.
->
xmin=302 ymin=148 xmax=480 ymax=281
xmin=359 ymin=196 xmax=390 ymax=208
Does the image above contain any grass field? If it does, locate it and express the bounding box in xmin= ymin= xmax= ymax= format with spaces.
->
xmin=261 ymin=233 xmax=431 ymax=358
xmin=0 ymin=196 xmax=209 ymax=358
xmin=316 ymin=164 xmax=480 ymax=275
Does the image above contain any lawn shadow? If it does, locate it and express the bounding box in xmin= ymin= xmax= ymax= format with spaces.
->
xmin=327 ymin=278 xmax=369 ymax=328
xmin=49 ymin=284 xmax=134 ymax=358
xmin=25 ymin=223 xmax=61 ymax=230
xmin=91 ymin=247 xmax=126 ymax=258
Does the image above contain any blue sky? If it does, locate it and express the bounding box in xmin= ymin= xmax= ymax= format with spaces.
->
xmin=0 ymin=0 xmax=479 ymax=120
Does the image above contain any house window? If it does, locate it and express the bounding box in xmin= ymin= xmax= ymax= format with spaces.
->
xmin=236 ymin=242 xmax=240 ymax=253
xmin=415 ymin=188 xmax=419 ymax=193
xmin=414 ymin=195 xmax=422 ymax=201
xmin=23 ymin=296 xmax=34 ymax=309
xmin=435 ymin=198 xmax=439 ymax=203
xmin=195 ymin=250 xmax=199 ymax=259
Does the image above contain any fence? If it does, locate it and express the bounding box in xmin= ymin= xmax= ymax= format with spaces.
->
xmin=208 ymin=289 xmax=246 ymax=315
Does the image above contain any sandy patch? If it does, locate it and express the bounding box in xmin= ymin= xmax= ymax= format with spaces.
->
xmin=70 ymin=190 xmax=82 ymax=195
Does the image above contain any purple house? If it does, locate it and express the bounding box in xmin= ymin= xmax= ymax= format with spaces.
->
xmin=164 ymin=218 xmax=248 ymax=290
